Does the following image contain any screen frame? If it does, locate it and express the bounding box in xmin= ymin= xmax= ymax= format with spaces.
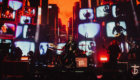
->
xmin=23 ymin=6 xmax=36 ymax=16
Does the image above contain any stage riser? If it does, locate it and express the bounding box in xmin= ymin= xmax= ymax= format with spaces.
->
xmin=2 ymin=62 xmax=29 ymax=75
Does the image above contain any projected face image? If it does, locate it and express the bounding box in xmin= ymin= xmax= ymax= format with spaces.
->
xmin=14 ymin=41 xmax=35 ymax=56
xmin=79 ymin=8 xmax=94 ymax=20
xmin=0 ymin=23 xmax=15 ymax=36
xmin=78 ymin=23 xmax=100 ymax=38
xmin=1 ymin=9 xmax=15 ymax=19
xmin=8 ymin=0 xmax=23 ymax=10
xmin=79 ymin=41 xmax=96 ymax=56
xmin=106 ymin=21 xmax=127 ymax=37
xmin=96 ymin=5 xmax=109 ymax=17
xmin=24 ymin=8 xmax=35 ymax=15
xmin=20 ymin=16 xmax=31 ymax=24
xmin=57 ymin=43 xmax=66 ymax=55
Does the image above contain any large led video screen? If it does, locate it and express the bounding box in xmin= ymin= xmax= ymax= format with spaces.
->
xmin=8 ymin=0 xmax=23 ymax=10
xmin=20 ymin=16 xmax=32 ymax=24
xmin=39 ymin=42 xmax=54 ymax=55
xmin=78 ymin=41 xmax=96 ymax=56
xmin=79 ymin=8 xmax=94 ymax=20
xmin=1 ymin=8 xmax=15 ymax=19
xmin=106 ymin=21 xmax=127 ymax=37
xmin=78 ymin=23 xmax=100 ymax=38
xmin=0 ymin=23 xmax=16 ymax=36
xmin=14 ymin=41 xmax=35 ymax=56
xmin=96 ymin=5 xmax=110 ymax=18
xmin=57 ymin=43 xmax=66 ymax=55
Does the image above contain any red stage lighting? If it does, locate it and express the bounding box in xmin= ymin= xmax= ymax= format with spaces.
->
xmin=100 ymin=57 xmax=108 ymax=61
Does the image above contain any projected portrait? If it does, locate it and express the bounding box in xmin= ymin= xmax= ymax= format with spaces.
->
xmin=78 ymin=23 xmax=100 ymax=38
xmin=24 ymin=7 xmax=36 ymax=16
xmin=14 ymin=41 xmax=35 ymax=56
xmin=96 ymin=5 xmax=109 ymax=17
xmin=106 ymin=21 xmax=127 ymax=37
xmin=78 ymin=41 xmax=96 ymax=56
xmin=1 ymin=9 xmax=15 ymax=19
xmin=0 ymin=23 xmax=15 ymax=36
xmin=79 ymin=8 xmax=94 ymax=20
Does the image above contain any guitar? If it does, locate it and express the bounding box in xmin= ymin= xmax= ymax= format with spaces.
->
xmin=49 ymin=43 xmax=73 ymax=66
xmin=102 ymin=45 xmax=119 ymax=61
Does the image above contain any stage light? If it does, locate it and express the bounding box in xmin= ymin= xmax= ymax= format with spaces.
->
xmin=100 ymin=57 xmax=108 ymax=61
xmin=21 ymin=56 xmax=29 ymax=60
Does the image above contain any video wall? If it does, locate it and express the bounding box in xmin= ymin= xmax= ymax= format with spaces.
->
xmin=0 ymin=0 xmax=37 ymax=56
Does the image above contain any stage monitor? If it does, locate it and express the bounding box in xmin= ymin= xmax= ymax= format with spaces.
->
xmin=79 ymin=8 xmax=94 ymax=20
xmin=1 ymin=8 xmax=15 ymax=20
xmin=20 ymin=16 xmax=32 ymax=24
xmin=106 ymin=21 xmax=127 ymax=37
xmin=14 ymin=41 xmax=35 ymax=56
xmin=78 ymin=41 xmax=96 ymax=56
xmin=96 ymin=5 xmax=110 ymax=18
xmin=0 ymin=23 xmax=16 ymax=36
xmin=78 ymin=23 xmax=100 ymax=38
xmin=39 ymin=42 xmax=54 ymax=55
xmin=57 ymin=43 xmax=66 ymax=55
xmin=24 ymin=7 xmax=36 ymax=16
xmin=8 ymin=0 xmax=23 ymax=10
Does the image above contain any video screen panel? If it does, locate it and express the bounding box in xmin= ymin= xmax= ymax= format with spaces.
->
xmin=106 ymin=21 xmax=127 ymax=37
xmin=112 ymin=5 xmax=125 ymax=18
xmin=14 ymin=41 xmax=35 ymax=56
xmin=96 ymin=5 xmax=110 ymax=18
xmin=39 ymin=42 xmax=54 ymax=55
xmin=78 ymin=23 xmax=100 ymax=38
xmin=20 ymin=16 xmax=32 ymax=24
xmin=0 ymin=0 xmax=3 ymax=3
xmin=0 ymin=23 xmax=16 ymax=36
xmin=79 ymin=8 xmax=94 ymax=20
xmin=24 ymin=7 xmax=36 ymax=16
xmin=78 ymin=41 xmax=96 ymax=56
xmin=23 ymin=25 xmax=36 ymax=39
xmin=57 ymin=43 xmax=66 ymax=55
xmin=8 ymin=0 xmax=23 ymax=10
xmin=1 ymin=8 xmax=15 ymax=19
xmin=0 ymin=39 xmax=12 ymax=53
xmin=15 ymin=25 xmax=23 ymax=38
xmin=15 ymin=24 xmax=36 ymax=39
